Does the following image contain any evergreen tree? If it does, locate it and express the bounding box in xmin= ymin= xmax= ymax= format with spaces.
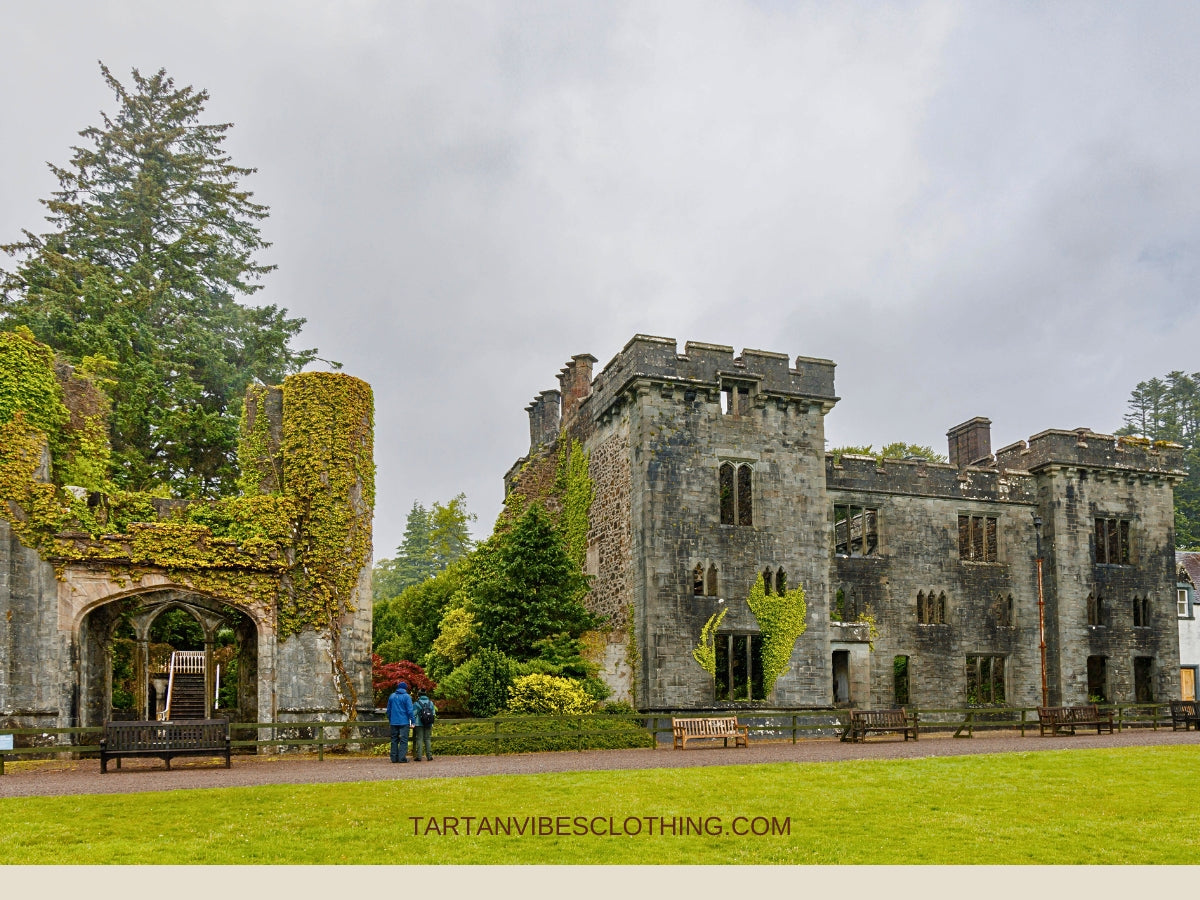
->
xmin=470 ymin=503 xmax=597 ymax=660
xmin=0 ymin=63 xmax=314 ymax=496
xmin=1118 ymin=370 xmax=1200 ymax=549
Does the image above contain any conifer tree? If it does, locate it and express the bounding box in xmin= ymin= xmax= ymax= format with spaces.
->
xmin=1 ymin=63 xmax=314 ymax=496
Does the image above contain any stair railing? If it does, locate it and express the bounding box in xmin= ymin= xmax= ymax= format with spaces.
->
xmin=157 ymin=651 xmax=206 ymax=721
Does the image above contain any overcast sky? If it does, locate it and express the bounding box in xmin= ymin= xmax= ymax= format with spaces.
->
xmin=3 ymin=2 xmax=1199 ymax=558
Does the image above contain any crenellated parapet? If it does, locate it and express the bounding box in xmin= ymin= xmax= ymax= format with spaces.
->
xmin=583 ymin=334 xmax=838 ymax=421
xmin=826 ymin=454 xmax=1037 ymax=504
xmin=994 ymin=429 xmax=1186 ymax=478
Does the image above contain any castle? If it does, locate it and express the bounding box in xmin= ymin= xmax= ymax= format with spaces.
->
xmin=506 ymin=335 xmax=1186 ymax=711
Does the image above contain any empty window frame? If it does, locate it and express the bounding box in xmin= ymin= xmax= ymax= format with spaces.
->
xmin=762 ymin=567 xmax=774 ymax=594
xmin=834 ymin=505 xmax=878 ymax=556
xmin=965 ymin=655 xmax=1006 ymax=706
xmin=1087 ymin=655 xmax=1108 ymax=704
xmin=958 ymin=515 xmax=999 ymax=562
xmin=917 ymin=590 xmax=947 ymax=625
xmin=1132 ymin=595 xmax=1151 ymax=628
xmin=714 ymin=633 xmax=765 ymax=701
xmin=1087 ymin=592 xmax=1105 ymax=627
xmin=693 ymin=564 xmax=719 ymax=597
xmin=775 ymin=568 xmax=786 ymax=594
xmin=1134 ymin=656 xmax=1154 ymax=703
xmin=720 ymin=383 xmax=752 ymax=416
xmin=833 ymin=587 xmax=859 ymax=622
xmin=1094 ymin=518 xmax=1131 ymax=565
xmin=719 ymin=462 xmax=754 ymax=526
xmin=893 ymin=655 xmax=911 ymax=707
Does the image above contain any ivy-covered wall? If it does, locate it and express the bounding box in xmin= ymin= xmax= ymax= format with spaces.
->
xmin=0 ymin=330 xmax=375 ymax=728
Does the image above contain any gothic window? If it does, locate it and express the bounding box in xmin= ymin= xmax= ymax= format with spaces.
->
xmin=706 ymin=564 xmax=719 ymax=598
xmin=776 ymin=568 xmax=786 ymax=594
xmin=737 ymin=464 xmax=753 ymax=526
xmin=958 ymin=515 xmax=999 ymax=562
xmin=1087 ymin=592 xmax=1105 ymax=627
xmin=693 ymin=565 xmax=705 ymax=597
xmin=834 ymin=505 xmax=878 ymax=556
xmin=1133 ymin=595 xmax=1151 ymax=628
xmin=1094 ymin=518 xmax=1131 ymax=565
xmin=918 ymin=590 xmax=946 ymax=625
xmin=719 ymin=463 xmax=735 ymax=525
xmin=762 ymin=568 xmax=774 ymax=594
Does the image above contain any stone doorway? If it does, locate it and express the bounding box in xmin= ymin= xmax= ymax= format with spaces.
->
xmin=81 ymin=589 xmax=259 ymax=726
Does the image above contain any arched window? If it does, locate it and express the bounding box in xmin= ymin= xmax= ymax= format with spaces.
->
xmin=719 ymin=463 xmax=735 ymax=525
xmin=917 ymin=591 xmax=927 ymax=624
xmin=737 ymin=465 xmax=753 ymax=526
xmin=936 ymin=591 xmax=946 ymax=624
xmin=762 ymin=567 xmax=774 ymax=594
xmin=706 ymin=564 xmax=719 ymax=597
xmin=776 ymin=568 xmax=787 ymax=594
xmin=693 ymin=564 xmax=705 ymax=597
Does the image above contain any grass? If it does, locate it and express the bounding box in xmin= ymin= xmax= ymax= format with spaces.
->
xmin=1 ymin=745 xmax=1198 ymax=864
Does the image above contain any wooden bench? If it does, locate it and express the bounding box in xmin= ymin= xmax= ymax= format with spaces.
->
xmin=100 ymin=719 xmax=231 ymax=773
xmin=671 ymin=716 xmax=749 ymax=750
xmin=1037 ymin=705 xmax=1114 ymax=737
xmin=1170 ymin=700 xmax=1200 ymax=732
xmin=840 ymin=708 xmax=918 ymax=743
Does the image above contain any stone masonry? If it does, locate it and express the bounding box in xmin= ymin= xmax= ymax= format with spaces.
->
xmin=508 ymin=335 xmax=1186 ymax=711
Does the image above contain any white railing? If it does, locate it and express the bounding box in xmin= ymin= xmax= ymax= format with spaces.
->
xmin=157 ymin=651 xmax=207 ymax=720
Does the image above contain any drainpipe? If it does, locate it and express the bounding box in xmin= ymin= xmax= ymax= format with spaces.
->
xmin=1034 ymin=515 xmax=1048 ymax=708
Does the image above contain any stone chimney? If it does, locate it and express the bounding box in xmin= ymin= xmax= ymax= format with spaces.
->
xmin=526 ymin=389 xmax=561 ymax=451
xmin=947 ymin=417 xmax=992 ymax=468
xmin=557 ymin=354 xmax=597 ymax=435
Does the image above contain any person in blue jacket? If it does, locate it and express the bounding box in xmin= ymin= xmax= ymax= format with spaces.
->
xmin=386 ymin=681 xmax=416 ymax=763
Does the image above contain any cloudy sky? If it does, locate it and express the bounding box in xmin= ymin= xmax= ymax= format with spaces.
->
xmin=3 ymin=2 xmax=1199 ymax=557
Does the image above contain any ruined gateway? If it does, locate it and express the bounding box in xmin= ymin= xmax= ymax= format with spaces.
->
xmin=507 ymin=335 xmax=1185 ymax=711
xmin=0 ymin=355 xmax=374 ymax=732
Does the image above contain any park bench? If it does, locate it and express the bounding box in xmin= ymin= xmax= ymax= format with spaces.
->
xmin=671 ymin=716 xmax=749 ymax=750
xmin=840 ymin=708 xmax=918 ymax=743
xmin=100 ymin=719 xmax=231 ymax=773
xmin=1169 ymin=700 xmax=1199 ymax=732
xmin=1036 ymin=705 xmax=1114 ymax=737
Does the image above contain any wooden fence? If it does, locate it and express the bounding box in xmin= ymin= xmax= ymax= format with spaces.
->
xmin=0 ymin=702 xmax=1182 ymax=773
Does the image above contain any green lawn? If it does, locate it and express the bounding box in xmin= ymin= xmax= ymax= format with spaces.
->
xmin=1 ymin=745 xmax=1197 ymax=864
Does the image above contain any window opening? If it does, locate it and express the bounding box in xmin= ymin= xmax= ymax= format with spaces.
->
xmin=762 ymin=568 xmax=774 ymax=595
xmin=1087 ymin=592 xmax=1105 ymax=627
xmin=1087 ymin=655 xmax=1108 ymax=704
xmin=719 ymin=463 xmax=735 ymax=525
xmin=958 ymin=515 xmax=999 ymax=561
xmin=965 ymin=655 xmax=1006 ymax=706
xmin=1134 ymin=657 xmax=1154 ymax=703
xmin=706 ymin=565 xmax=719 ymax=598
xmin=1133 ymin=595 xmax=1150 ymax=628
xmin=737 ymin=464 xmax=753 ymax=526
xmin=1179 ymin=587 xmax=1191 ymax=618
xmin=834 ymin=505 xmax=878 ymax=556
xmin=1094 ymin=518 xmax=1132 ymax=564
xmin=714 ymin=633 xmax=764 ymax=701
xmin=893 ymin=656 xmax=910 ymax=707
xmin=776 ymin=568 xmax=786 ymax=595
xmin=918 ymin=590 xmax=946 ymax=625
xmin=832 ymin=650 xmax=851 ymax=705
xmin=693 ymin=565 xmax=705 ymax=597
xmin=996 ymin=593 xmax=1013 ymax=627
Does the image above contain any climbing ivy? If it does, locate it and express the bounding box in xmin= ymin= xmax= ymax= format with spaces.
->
xmin=556 ymin=433 xmax=593 ymax=566
xmin=691 ymin=607 xmax=727 ymax=677
xmin=746 ymin=573 xmax=807 ymax=694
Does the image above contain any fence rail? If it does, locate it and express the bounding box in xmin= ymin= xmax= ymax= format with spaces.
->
xmin=0 ymin=702 xmax=1184 ymax=773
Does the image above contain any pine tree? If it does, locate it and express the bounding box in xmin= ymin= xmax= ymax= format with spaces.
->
xmin=0 ymin=63 xmax=314 ymax=496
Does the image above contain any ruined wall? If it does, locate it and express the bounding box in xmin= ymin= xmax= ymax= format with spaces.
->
xmin=827 ymin=455 xmax=1041 ymax=710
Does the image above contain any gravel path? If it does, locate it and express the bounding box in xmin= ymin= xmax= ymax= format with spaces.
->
xmin=2 ymin=728 xmax=1197 ymax=799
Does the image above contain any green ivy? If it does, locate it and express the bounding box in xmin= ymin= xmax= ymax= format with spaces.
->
xmin=746 ymin=573 xmax=808 ymax=694
xmin=691 ymin=607 xmax=727 ymax=677
xmin=558 ymin=435 xmax=593 ymax=566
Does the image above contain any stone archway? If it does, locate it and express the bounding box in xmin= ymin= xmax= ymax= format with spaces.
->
xmin=78 ymin=588 xmax=262 ymax=727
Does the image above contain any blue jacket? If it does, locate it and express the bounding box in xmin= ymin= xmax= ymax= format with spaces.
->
xmin=387 ymin=685 xmax=415 ymax=726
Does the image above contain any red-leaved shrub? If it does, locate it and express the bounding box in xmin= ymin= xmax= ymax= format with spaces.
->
xmin=372 ymin=654 xmax=436 ymax=707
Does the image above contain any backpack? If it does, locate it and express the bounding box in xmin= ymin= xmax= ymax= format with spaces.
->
xmin=417 ymin=697 xmax=435 ymax=727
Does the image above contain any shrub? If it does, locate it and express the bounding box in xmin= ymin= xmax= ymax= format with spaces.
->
xmin=468 ymin=648 xmax=514 ymax=718
xmin=432 ymin=713 xmax=654 ymax=755
xmin=508 ymin=674 xmax=594 ymax=715
xmin=371 ymin=655 xmax=436 ymax=707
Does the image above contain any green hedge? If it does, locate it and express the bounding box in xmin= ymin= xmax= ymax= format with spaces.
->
xmin=429 ymin=714 xmax=655 ymax=755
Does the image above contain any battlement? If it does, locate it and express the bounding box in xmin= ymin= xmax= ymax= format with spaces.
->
xmin=585 ymin=334 xmax=838 ymax=420
xmin=826 ymin=453 xmax=1037 ymax=504
xmin=994 ymin=428 xmax=1186 ymax=477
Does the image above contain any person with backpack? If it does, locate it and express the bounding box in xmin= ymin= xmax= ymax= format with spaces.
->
xmin=412 ymin=689 xmax=437 ymax=761
xmin=386 ymin=681 xmax=416 ymax=763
